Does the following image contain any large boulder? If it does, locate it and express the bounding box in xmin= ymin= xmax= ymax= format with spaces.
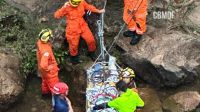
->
xmin=0 ymin=53 xmax=24 ymax=111
xmin=139 ymin=88 xmax=163 ymax=112
xmin=162 ymin=91 xmax=200 ymax=112
xmin=117 ymin=30 xmax=200 ymax=87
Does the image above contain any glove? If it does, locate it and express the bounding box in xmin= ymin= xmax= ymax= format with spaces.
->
xmin=93 ymin=103 xmax=109 ymax=110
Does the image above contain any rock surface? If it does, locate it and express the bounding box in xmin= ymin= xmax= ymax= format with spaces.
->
xmin=187 ymin=5 xmax=200 ymax=33
xmin=117 ymin=30 xmax=200 ymax=87
xmin=0 ymin=53 xmax=24 ymax=111
xmin=162 ymin=91 xmax=200 ymax=112
xmin=139 ymin=88 xmax=163 ymax=112
xmin=63 ymin=63 xmax=88 ymax=110
xmin=5 ymin=0 xmax=39 ymax=11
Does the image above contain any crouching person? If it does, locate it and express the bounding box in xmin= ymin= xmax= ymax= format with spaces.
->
xmin=121 ymin=67 xmax=136 ymax=88
xmin=93 ymin=80 xmax=144 ymax=112
xmin=52 ymin=82 xmax=73 ymax=112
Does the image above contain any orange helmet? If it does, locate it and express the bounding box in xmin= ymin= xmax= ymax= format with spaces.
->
xmin=52 ymin=82 xmax=69 ymax=94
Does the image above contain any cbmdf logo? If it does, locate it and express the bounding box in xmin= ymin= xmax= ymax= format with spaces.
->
xmin=150 ymin=0 xmax=181 ymax=20
xmin=153 ymin=11 xmax=175 ymax=20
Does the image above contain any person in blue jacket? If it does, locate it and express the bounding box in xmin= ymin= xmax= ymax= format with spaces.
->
xmin=51 ymin=82 xmax=73 ymax=112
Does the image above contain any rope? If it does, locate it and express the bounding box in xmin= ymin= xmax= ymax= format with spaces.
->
xmin=108 ymin=23 xmax=126 ymax=52
xmin=101 ymin=0 xmax=107 ymax=30
xmin=87 ymin=0 xmax=141 ymax=110
xmin=107 ymin=0 xmax=144 ymax=52
xmin=91 ymin=0 xmax=127 ymax=70
xmin=92 ymin=0 xmax=107 ymax=65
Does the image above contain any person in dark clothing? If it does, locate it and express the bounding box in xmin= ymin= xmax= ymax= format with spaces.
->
xmin=52 ymin=82 xmax=73 ymax=112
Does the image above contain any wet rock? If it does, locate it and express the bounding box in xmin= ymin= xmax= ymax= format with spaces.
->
xmin=63 ymin=64 xmax=87 ymax=109
xmin=162 ymin=91 xmax=200 ymax=112
xmin=6 ymin=0 xmax=39 ymax=11
xmin=0 ymin=53 xmax=24 ymax=111
xmin=187 ymin=5 xmax=200 ymax=33
xmin=38 ymin=16 xmax=49 ymax=23
xmin=31 ymin=107 xmax=37 ymax=112
xmin=52 ymin=28 xmax=65 ymax=49
xmin=148 ymin=0 xmax=165 ymax=9
xmin=117 ymin=31 xmax=200 ymax=87
xmin=139 ymin=88 xmax=163 ymax=112
xmin=73 ymin=107 xmax=83 ymax=112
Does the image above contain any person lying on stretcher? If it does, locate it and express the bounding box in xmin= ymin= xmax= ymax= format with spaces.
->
xmin=92 ymin=80 xmax=144 ymax=112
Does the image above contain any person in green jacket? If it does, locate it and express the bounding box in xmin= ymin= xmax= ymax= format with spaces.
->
xmin=93 ymin=80 xmax=144 ymax=112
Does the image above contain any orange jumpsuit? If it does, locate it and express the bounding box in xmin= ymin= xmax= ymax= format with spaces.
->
xmin=37 ymin=40 xmax=59 ymax=94
xmin=123 ymin=0 xmax=147 ymax=34
xmin=54 ymin=0 xmax=100 ymax=56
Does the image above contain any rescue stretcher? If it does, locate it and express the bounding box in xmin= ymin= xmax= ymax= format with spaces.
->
xmin=86 ymin=1 xmax=124 ymax=111
xmin=85 ymin=0 xmax=141 ymax=110
xmin=86 ymin=56 xmax=121 ymax=112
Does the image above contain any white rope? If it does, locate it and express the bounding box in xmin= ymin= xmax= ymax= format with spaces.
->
xmin=108 ymin=23 xmax=126 ymax=52
xmin=91 ymin=0 xmax=108 ymax=65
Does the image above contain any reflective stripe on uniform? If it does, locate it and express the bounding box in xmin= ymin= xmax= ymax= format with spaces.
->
xmin=135 ymin=12 xmax=148 ymax=18
xmin=43 ymin=52 xmax=49 ymax=57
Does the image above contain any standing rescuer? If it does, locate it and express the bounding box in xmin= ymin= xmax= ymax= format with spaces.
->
xmin=37 ymin=29 xmax=59 ymax=96
xmin=123 ymin=0 xmax=147 ymax=45
xmin=54 ymin=0 xmax=105 ymax=64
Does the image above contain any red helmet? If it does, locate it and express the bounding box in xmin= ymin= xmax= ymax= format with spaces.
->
xmin=52 ymin=82 xmax=69 ymax=94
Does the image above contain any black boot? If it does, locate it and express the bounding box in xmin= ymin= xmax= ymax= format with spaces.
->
xmin=123 ymin=30 xmax=136 ymax=37
xmin=88 ymin=51 xmax=96 ymax=61
xmin=70 ymin=55 xmax=80 ymax=65
xmin=130 ymin=34 xmax=142 ymax=45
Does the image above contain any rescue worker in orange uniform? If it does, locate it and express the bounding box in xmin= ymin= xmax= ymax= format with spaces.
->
xmin=123 ymin=0 xmax=147 ymax=45
xmin=36 ymin=29 xmax=59 ymax=96
xmin=54 ymin=0 xmax=105 ymax=64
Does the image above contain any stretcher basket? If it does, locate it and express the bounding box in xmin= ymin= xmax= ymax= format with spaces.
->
xmin=86 ymin=56 xmax=121 ymax=112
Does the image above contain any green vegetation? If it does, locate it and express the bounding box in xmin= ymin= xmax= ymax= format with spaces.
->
xmin=0 ymin=1 xmax=69 ymax=77
xmin=54 ymin=48 xmax=69 ymax=66
xmin=0 ymin=6 xmax=33 ymax=76
xmin=0 ymin=0 xmax=4 ymax=4
xmin=0 ymin=2 xmax=47 ymax=77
